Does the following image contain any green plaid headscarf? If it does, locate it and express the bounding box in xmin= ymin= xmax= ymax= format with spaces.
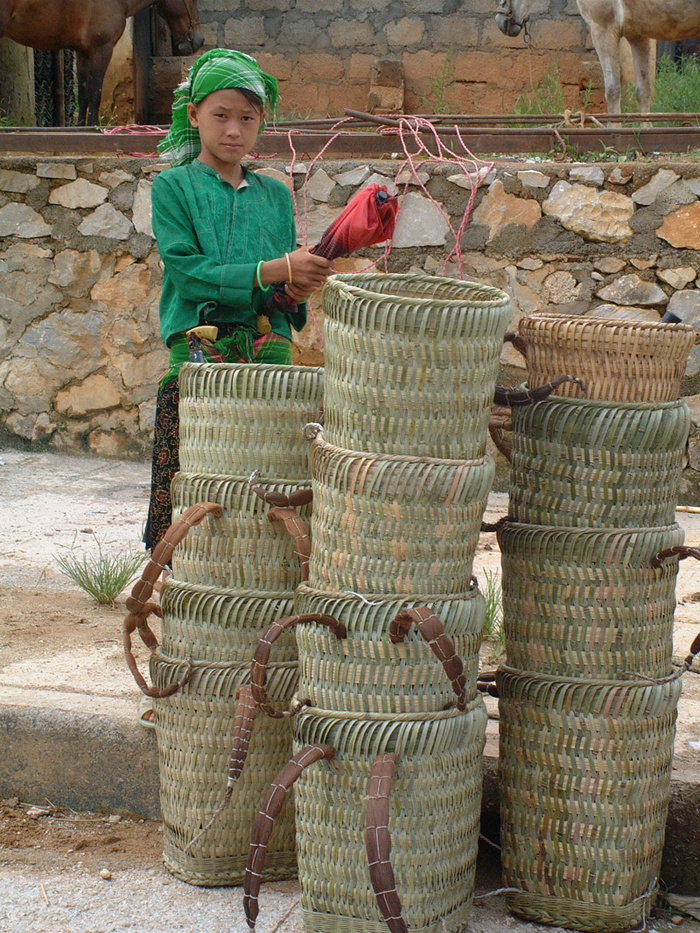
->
xmin=158 ymin=48 xmax=280 ymax=167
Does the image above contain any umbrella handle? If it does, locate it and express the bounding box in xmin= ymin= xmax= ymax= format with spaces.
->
xmin=268 ymin=507 xmax=312 ymax=580
xmin=244 ymin=744 xmax=336 ymax=930
xmin=251 ymin=613 xmax=346 ymax=718
xmin=248 ymin=470 xmax=313 ymax=508
xmin=389 ymin=607 xmax=467 ymax=711
xmin=493 ymin=374 xmax=586 ymax=407
xmin=651 ymin=545 xmax=700 ymax=569
xmin=366 ymin=753 xmax=408 ymax=933
xmin=123 ymin=502 xmax=221 ymax=697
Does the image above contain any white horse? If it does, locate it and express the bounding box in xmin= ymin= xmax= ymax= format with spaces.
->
xmin=495 ymin=0 xmax=700 ymax=115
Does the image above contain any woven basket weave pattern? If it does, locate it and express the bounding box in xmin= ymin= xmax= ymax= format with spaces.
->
xmin=293 ymin=583 xmax=485 ymax=714
xmin=178 ymin=363 xmax=323 ymax=480
xmin=308 ymin=436 xmax=494 ymax=595
xmin=517 ymin=314 xmax=696 ymax=403
xmin=499 ymin=522 xmax=683 ymax=679
xmin=159 ymin=580 xmax=297 ymax=663
xmin=510 ymin=398 xmax=689 ymax=529
xmin=152 ymin=653 xmax=298 ymax=886
xmin=498 ymin=667 xmax=681 ymax=932
xmin=294 ymin=702 xmax=486 ymax=933
xmin=170 ymin=472 xmax=311 ymax=591
xmin=321 ymin=273 xmax=511 ymax=458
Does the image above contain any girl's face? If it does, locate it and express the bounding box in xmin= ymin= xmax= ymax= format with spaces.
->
xmin=187 ymin=88 xmax=263 ymax=177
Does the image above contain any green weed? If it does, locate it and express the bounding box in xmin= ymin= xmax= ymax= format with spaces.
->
xmin=420 ymin=50 xmax=457 ymax=115
xmin=55 ymin=535 xmax=145 ymax=606
xmin=515 ymin=60 xmax=566 ymax=116
xmin=480 ymin=568 xmax=504 ymax=648
xmin=652 ymin=54 xmax=700 ymax=119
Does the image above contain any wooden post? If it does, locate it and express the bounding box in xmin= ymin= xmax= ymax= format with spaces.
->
xmin=0 ymin=39 xmax=35 ymax=125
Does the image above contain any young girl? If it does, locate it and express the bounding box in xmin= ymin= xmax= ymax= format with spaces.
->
xmin=144 ymin=48 xmax=332 ymax=552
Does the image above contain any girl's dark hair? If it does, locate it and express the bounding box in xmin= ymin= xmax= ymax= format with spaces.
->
xmin=237 ymin=88 xmax=264 ymax=113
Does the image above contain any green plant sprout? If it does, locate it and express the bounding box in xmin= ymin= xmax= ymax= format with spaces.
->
xmin=55 ymin=534 xmax=145 ymax=606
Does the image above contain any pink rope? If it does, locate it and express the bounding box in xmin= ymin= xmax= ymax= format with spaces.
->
xmin=378 ymin=115 xmax=495 ymax=278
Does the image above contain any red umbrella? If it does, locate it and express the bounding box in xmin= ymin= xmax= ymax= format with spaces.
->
xmin=260 ymin=184 xmax=399 ymax=322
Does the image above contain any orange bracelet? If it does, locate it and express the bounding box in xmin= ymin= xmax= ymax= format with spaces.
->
xmin=285 ymin=252 xmax=293 ymax=285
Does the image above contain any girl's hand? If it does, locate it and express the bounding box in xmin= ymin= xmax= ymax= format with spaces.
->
xmin=288 ymin=247 xmax=333 ymax=293
xmin=284 ymin=282 xmax=313 ymax=305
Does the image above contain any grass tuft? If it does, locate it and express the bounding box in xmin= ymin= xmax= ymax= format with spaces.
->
xmin=480 ymin=568 xmax=504 ymax=649
xmin=55 ymin=535 xmax=145 ymax=606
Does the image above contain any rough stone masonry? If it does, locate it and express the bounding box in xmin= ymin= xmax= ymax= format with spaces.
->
xmin=1 ymin=155 xmax=699 ymax=503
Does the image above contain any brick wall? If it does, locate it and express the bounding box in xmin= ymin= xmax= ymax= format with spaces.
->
xmin=152 ymin=0 xmax=596 ymax=120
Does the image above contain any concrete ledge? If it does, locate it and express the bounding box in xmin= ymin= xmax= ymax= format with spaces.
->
xmin=0 ymin=690 xmax=160 ymax=819
xmin=2 ymin=700 xmax=699 ymax=893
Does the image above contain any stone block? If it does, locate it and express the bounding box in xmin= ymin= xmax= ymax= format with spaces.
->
xmin=36 ymin=163 xmax=77 ymax=180
xmin=386 ymin=17 xmax=425 ymax=47
xmin=49 ymin=179 xmax=109 ymax=209
xmin=254 ymin=167 xmax=291 ymax=190
xmin=348 ymin=53 xmax=376 ymax=81
xmin=329 ymin=19 xmax=376 ymax=49
xmin=255 ymin=53 xmax=294 ymax=82
xmin=297 ymin=53 xmax=344 ymax=82
xmin=472 ymin=181 xmax=542 ymax=242
xmin=0 ymin=170 xmax=40 ymax=194
xmin=657 ymin=203 xmax=700 ymax=250
xmin=429 ymin=15 xmax=479 ymax=48
xmin=543 ymin=181 xmax=634 ymax=243
xmin=54 ymin=375 xmax=121 ymax=416
xmin=223 ymin=15 xmax=266 ymax=47
xmin=371 ymin=57 xmax=403 ymax=86
xmin=0 ymin=203 xmax=51 ymax=238
xmin=367 ymin=85 xmax=404 ymax=114
xmin=596 ymin=273 xmax=667 ymax=306
xmin=393 ymin=191 xmax=450 ymax=248
xmin=78 ymin=204 xmax=133 ymax=240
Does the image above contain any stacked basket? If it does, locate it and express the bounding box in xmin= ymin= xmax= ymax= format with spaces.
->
xmin=496 ymin=314 xmax=697 ymax=932
xmin=243 ymin=273 xmax=514 ymax=933
xmin=143 ymin=363 xmax=323 ymax=886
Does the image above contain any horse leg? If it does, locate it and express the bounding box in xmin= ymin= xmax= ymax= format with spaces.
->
xmin=629 ymin=37 xmax=654 ymax=124
xmin=587 ymin=22 xmax=623 ymax=122
xmin=75 ymin=45 xmax=114 ymax=126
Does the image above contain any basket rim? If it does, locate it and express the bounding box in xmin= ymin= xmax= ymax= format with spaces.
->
xmin=499 ymin=520 xmax=682 ymax=538
xmin=162 ymin=579 xmax=299 ymax=600
xmin=498 ymin=663 xmax=682 ymax=690
xmin=180 ymin=361 xmax=324 ymax=377
xmin=296 ymin=697 xmax=484 ymax=725
xmin=522 ymin=312 xmax=696 ymax=338
xmin=324 ymin=272 xmax=511 ymax=310
xmin=515 ymin=394 xmax=689 ymax=414
xmin=294 ymin=581 xmax=481 ymax=602
xmin=310 ymin=427 xmax=493 ymax=470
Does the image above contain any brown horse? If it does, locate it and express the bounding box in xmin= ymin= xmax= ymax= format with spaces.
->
xmin=0 ymin=0 xmax=203 ymax=125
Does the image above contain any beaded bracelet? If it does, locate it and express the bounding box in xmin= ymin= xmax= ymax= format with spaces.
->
xmin=255 ymin=260 xmax=271 ymax=292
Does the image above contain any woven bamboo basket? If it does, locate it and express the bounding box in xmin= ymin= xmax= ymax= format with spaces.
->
xmin=498 ymin=521 xmax=684 ymax=679
xmin=292 ymin=702 xmax=487 ymax=933
xmin=178 ymin=363 xmax=323 ymax=480
xmin=170 ymin=472 xmax=311 ymax=591
xmin=308 ymin=431 xmax=495 ymax=595
xmin=292 ymin=582 xmax=485 ymax=714
xmin=498 ymin=666 xmax=682 ymax=932
xmin=509 ymin=397 xmax=690 ymax=528
xmin=512 ymin=314 xmax=696 ymax=403
xmin=159 ymin=579 xmax=297 ymax=664
xmin=321 ymin=273 xmax=512 ymax=459
xmin=151 ymin=651 xmax=298 ymax=886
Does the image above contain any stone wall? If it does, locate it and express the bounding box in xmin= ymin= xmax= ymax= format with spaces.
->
xmin=1 ymin=154 xmax=700 ymax=502
xmin=153 ymin=0 xmax=596 ymax=120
